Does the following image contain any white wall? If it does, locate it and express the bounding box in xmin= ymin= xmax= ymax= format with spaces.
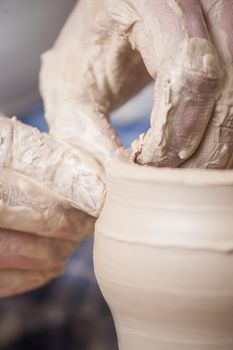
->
xmin=0 ymin=0 xmax=76 ymax=115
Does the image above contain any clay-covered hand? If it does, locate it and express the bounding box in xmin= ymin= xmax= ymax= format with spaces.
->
xmin=0 ymin=169 xmax=96 ymax=298
xmin=0 ymin=115 xmax=105 ymax=216
xmin=40 ymin=0 xmax=233 ymax=168
xmin=0 ymin=114 xmax=104 ymax=297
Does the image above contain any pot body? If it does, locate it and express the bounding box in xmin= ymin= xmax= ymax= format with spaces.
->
xmin=94 ymin=157 xmax=233 ymax=350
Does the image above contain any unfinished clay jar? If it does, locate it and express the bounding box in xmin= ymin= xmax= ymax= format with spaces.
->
xmin=94 ymin=155 xmax=233 ymax=350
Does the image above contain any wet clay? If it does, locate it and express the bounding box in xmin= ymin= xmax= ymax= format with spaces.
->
xmin=94 ymin=155 xmax=233 ymax=350
xmin=0 ymin=168 xmax=94 ymax=240
xmin=39 ymin=0 xmax=233 ymax=169
xmin=0 ymin=116 xmax=105 ymax=217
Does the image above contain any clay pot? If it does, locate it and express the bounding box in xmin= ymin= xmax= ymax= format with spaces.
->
xmin=94 ymin=155 xmax=233 ymax=350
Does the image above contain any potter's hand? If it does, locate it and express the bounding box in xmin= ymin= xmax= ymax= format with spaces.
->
xmin=40 ymin=0 xmax=151 ymax=166
xmin=40 ymin=0 xmax=233 ymax=168
xmin=181 ymin=0 xmax=233 ymax=168
xmin=0 ymin=168 xmax=95 ymax=298
xmin=135 ymin=0 xmax=233 ymax=169
xmin=0 ymin=116 xmax=105 ymax=217
xmin=0 ymin=114 xmax=104 ymax=297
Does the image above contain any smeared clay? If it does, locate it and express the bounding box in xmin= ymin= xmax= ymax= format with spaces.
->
xmin=166 ymin=0 xmax=183 ymax=17
xmin=0 ymin=117 xmax=105 ymax=217
xmin=132 ymin=37 xmax=223 ymax=167
xmin=39 ymin=0 xmax=150 ymax=168
xmin=181 ymin=4 xmax=233 ymax=168
xmin=0 ymin=168 xmax=94 ymax=240
xmin=94 ymin=155 xmax=233 ymax=350
xmin=39 ymin=0 xmax=233 ymax=170
xmin=129 ymin=0 xmax=233 ymax=168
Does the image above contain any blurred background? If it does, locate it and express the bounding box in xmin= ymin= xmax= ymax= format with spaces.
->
xmin=0 ymin=1 xmax=153 ymax=349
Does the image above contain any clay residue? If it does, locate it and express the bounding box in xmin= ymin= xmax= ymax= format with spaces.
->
xmin=0 ymin=168 xmax=95 ymax=239
xmin=166 ymin=0 xmax=183 ymax=17
xmin=132 ymin=38 xmax=223 ymax=168
xmin=0 ymin=116 xmax=106 ymax=217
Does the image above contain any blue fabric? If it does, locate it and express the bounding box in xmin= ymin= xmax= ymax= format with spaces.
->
xmin=20 ymin=106 xmax=49 ymax=133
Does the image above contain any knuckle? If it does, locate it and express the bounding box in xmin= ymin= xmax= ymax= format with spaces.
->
xmin=184 ymin=67 xmax=221 ymax=95
xmin=170 ymin=38 xmax=223 ymax=95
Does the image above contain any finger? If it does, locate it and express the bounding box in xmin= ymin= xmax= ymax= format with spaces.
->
xmin=182 ymin=0 xmax=233 ymax=168
xmin=0 ymin=229 xmax=76 ymax=270
xmin=0 ymin=116 xmax=105 ymax=216
xmin=0 ymin=169 xmax=95 ymax=240
xmin=127 ymin=0 xmax=223 ymax=166
xmin=40 ymin=0 xmax=151 ymax=166
xmin=0 ymin=269 xmax=60 ymax=298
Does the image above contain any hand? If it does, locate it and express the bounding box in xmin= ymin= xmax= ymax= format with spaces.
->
xmin=0 ymin=113 xmax=104 ymax=297
xmin=0 ymin=115 xmax=105 ymax=216
xmin=0 ymin=168 xmax=96 ymax=297
xmin=40 ymin=0 xmax=233 ymax=168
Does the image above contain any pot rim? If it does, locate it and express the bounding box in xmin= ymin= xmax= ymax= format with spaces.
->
xmin=109 ymin=150 xmax=233 ymax=186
